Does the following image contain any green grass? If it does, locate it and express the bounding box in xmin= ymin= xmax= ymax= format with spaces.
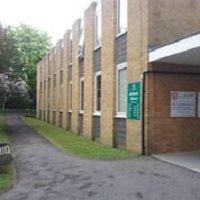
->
xmin=0 ymin=115 xmax=9 ymax=143
xmin=0 ymin=115 xmax=14 ymax=192
xmin=23 ymin=117 xmax=139 ymax=160
xmin=0 ymin=165 xmax=13 ymax=191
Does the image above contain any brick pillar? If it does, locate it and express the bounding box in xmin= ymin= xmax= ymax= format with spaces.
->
xmin=45 ymin=56 xmax=49 ymax=122
xmin=62 ymin=30 xmax=71 ymax=129
xmin=83 ymin=2 xmax=96 ymax=139
xmin=49 ymin=48 xmax=54 ymax=124
xmin=51 ymin=47 xmax=56 ymax=124
xmin=101 ymin=0 xmax=117 ymax=146
xmin=41 ymin=59 xmax=45 ymax=121
xmin=127 ymin=0 xmax=148 ymax=152
xmin=55 ymin=40 xmax=62 ymax=126
xmin=36 ymin=63 xmax=41 ymax=118
xmin=71 ymin=19 xmax=81 ymax=133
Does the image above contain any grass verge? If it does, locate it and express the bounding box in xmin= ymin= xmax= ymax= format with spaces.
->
xmin=23 ymin=117 xmax=139 ymax=160
xmin=0 ymin=115 xmax=14 ymax=192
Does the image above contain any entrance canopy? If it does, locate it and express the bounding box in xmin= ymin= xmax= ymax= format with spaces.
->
xmin=149 ymin=33 xmax=200 ymax=66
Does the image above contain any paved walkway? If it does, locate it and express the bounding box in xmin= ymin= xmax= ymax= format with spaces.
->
xmin=1 ymin=114 xmax=200 ymax=200
xmin=154 ymin=151 xmax=200 ymax=173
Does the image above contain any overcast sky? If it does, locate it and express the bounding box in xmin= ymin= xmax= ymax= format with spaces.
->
xmin=0 ymin=0 xmax=93 ymax=44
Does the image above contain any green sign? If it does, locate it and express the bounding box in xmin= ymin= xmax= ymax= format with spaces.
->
xmin=127 ymin=82 xmax=141 ymax=120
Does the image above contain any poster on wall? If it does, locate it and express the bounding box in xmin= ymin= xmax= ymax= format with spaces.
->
xmin=170 ymin=91 xmax=196 ymax=117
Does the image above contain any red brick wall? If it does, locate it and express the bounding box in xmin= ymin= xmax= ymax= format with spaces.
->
xmin=146 ymin=64 xmax=200 ymax=154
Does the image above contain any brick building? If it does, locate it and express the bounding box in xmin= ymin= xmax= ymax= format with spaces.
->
xmin=37 ymin=0 xmax=200 ymax=154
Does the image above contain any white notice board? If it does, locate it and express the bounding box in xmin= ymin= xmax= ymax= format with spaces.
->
xmin=170 ymin=91 xmax=196 ymax=117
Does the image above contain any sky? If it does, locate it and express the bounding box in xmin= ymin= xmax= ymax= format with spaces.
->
xmin=0 ymin=0 xmax=93 ymax=44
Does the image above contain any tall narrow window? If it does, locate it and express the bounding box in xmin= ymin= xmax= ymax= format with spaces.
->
xmin=48 ymin=78 xmax=51 ymax=108
xmin=117 ymin=64 xmax=127 ymax=116
xmin=53 ymin=48 xmax=56 ymax=72
xmin=61 ymin=41 xmax=64 ymax=68
xmin=94 ymin=72 xmax=101 ymax=113
xmin=80 ymin=78 xmax=84 ymax=112
xmin=53 ymin=74 xmax=56 ymax=88
xmin=40 ymin=82 xmax=42 ymax=94
xmin=48 ymin=54 xmax=52 ymax=75
xmin=69 ymin=32 xmax=73 ymax=64
xmin=69 ymin=81 xmax=72 ymax=111
xmin=78 ymin=20 xmax=84 ymax=56
xmin=117 ymin=0 xmax=128 ymax=35
xmin=60 ymin=70 xmax=63 ymax=85
xmin=94 ymin=2 xmax=102 ymax=48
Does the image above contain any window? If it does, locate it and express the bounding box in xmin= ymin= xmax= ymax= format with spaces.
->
xmin=94 ymin=72 xmax=101 ymax=113
xmin=40 ymin=82 xmax=42 ymax=94
xmin=53 ymin=74 xmax=56 ymax=88
xmin=117 ymin=64 xmax=127 ymax=117
xmin=48 ymin=54 xmax=52 ymax=75
xmin=60 ymin=41 xmax=64 ymax=67
xmin=69 ymin=32 xmax=73 ymax=64
xmin=117 ymin=0 xmax=128 ymax=35
xmin=80 ymin=78 xmax=84 ymax=112
xmin=78 ymin=20 xmax=84 ymax=56
xmin=60 ymin=70 xmax=63 ymax=85
xmin=94 ymin=2 xmax=102 ymax=48
xmin=69 ymin=81 xmax=72 ymax=111
xmin=53 ymin=48 xmax=56 ymax=72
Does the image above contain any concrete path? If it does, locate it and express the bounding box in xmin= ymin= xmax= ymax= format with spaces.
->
xmin=1 ymin=114 xmax=200 ymax=200
xmin=154 ymin=151 xmax=200 ymax=173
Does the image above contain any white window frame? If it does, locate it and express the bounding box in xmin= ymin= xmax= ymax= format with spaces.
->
xmin=116 ymin=62 xmax=127 ymax=118
xmin=94 ymin=1 xmax=102 ymax=49
xmin=93 ymin=71 xmax=101 ymax=115
xmin=69 ymin=81 xmax=72 ymax=112
xmin=79 ymin=77 xmax=84 ymax=114
xmin=117 ymin=0 xmax=128 ymax=36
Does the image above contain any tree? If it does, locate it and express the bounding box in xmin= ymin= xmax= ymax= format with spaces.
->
xmin=0 ymin=74 xmax=11 ymax=109
xmin=0 ymin=24 xmax=18 ymax=73
xmin=9 ymin=24 xmax=52 ymax=107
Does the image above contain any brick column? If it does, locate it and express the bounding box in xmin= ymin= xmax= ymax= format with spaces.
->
xmin=83 ymin=2 xmax=96 ymax=139
xmin=71 ymin=19 xmax=81 ymax=133
xmin=45 ymin=56 xmax=49 ymax=122
xmin=55 ymin=40 xmax=62 ymax=126
xmin=62 ymin=30 xmax=71 ymax=129
xmin=36 ymin=63 xmax=40 ymax=118
xmin=101 ymin=0 xmax=117 ymax=146
xmin=127 ymin=0 xmax=148 ymax=152
xmin=49 ymin=49 xmax=53 ymax=124
xmin=41 ymin=59 xmax=45 ymax=121
xmin=51 ymin=47 xmax=56 ymax=124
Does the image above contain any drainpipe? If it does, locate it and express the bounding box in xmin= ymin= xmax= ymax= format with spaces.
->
xmin=141 ymin=70 xmax=200 ymax=155
xmin=141 ymin=72 xmax=146 ymax=155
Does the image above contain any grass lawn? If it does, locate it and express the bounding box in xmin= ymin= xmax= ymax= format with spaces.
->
xmin=23 ymin=117 xmax=139 ymax=160
xmin=0 ymin=115 xmax=14 ymax=192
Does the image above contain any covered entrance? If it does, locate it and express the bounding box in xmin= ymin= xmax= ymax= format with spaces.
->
xmin=146 ymin=33 xmax=200 ymax=154
xmin=153 ymin=151 xmax=200 ymax=173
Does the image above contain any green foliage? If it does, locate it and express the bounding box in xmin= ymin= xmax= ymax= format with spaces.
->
xmin=9 ymin=24 xmax=52 ymax=106
xmin=23 ymin=117 xmax=139 ymax=160
xmin=0 ymin=24 xmax=18 ymax=73
xmin=0 ymin=23 xmax=51 ymax=109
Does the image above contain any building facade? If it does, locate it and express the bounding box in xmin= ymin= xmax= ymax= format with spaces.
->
xmin=37 ymin=0 xmax=200 ymax=154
